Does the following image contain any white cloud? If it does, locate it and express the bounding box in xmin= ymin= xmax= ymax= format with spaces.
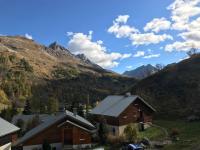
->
xmin=126 ymin=65 xmax=133 ymax=69
xmin=115 ymin=15 xmax=130 ymax=24
xmin=133 ymin=51 xmax=145 ymax=57
xmin=130 ymin=33 xmax=173 ymax=45
xmin=189 ymin=17 xmax=200 ymax=31
xmin=121 ymin=53 xmax=132 ymax=59
xmin=144 ymin=17 xmax=171 ymax=33
xmin=164 ymin=1 xmax=200 ymax=52
xmin=67 ymin=32 xmax=131 ymax=68
xmin=25 ymin=33 xmax=33 ymax=40
xmin=108 ymin=23 xmax=138 ymax=38
xmin=143 ymin=54 xmax=160 ymax=59
xmin=67 ymin=32 xmax=73 ymax=36
xmin=168 ymin=0 xmax=200 ymax=31
xmin=108 ymin=15 xmax=139 ymax=38
xmin=179 ymin=31 xmax=200 ymax=41
xmin=165 ymin=40 xmax=200 ymax=52
xmin=108 ymin=15 xmax=173 ymax=46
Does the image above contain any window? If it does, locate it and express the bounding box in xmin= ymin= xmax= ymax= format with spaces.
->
xmin=112 ymin=127 xmax=116 ymax=136
xmin=123 ymin=116 xmax=127 ymax=119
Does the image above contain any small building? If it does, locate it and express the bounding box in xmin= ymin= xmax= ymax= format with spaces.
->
xmin=90 ymin=93 xmax=156 ymax=136
xmin=15 ymin=110 xmax=96 ymax=150
xmin=0 ymin=117 xmax=20 ymax=150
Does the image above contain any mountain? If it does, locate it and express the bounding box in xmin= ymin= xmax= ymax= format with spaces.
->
xmin=76 ymin=53 xmax=103 ymax=70
xmin=123 ymin=64 xmax=159 ymax=79
xmin=0 ymin=36 xmax=136 ymax=112
xmin=130 ymin=54 xmax=200 ymax=117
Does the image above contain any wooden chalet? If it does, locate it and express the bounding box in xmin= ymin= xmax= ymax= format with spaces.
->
xmin=15 ymin=110 xmax=96 ymax=150
xmin=90 ymin=93 xmax=156 ymax=136
xmin=0 ymin=117 xmax=20 ymax=150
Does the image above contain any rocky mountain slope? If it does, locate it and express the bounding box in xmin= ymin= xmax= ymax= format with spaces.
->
xmin=130 ymin=54 xmax=200 ymax=117
xmin=0 ymin=36 xmax=136 ymax=112
xmin=123 ymin=64 xmax=158 ymax=79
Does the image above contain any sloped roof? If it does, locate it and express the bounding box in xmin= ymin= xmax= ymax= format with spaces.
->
xmin=12 ymin=114 xmax=51 ymax=125
xmin=15 ymin=110 xmax=95 ymax=146
xmin=0 ymin=117 xmax=20 ymax=137
xmin=90 ymin=95 xmax=156 ymax=117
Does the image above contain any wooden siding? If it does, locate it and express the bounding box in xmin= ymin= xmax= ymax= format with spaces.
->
xmin=0 ymin=133 xmax=18 ymax=146
xmin=23 ymin=120 xmax=92 ymax=146
xmin=72 ymin=126 xmax=91 ymax=145
xmin=92 ymin=98 xmax=153 ymax=126
xmin=24 ymin=123 xmax=62 ymax=145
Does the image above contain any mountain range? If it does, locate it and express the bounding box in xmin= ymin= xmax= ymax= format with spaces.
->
xmin=123 ymin=64 xmax=159 ymax=79
xmin=0 ymin=36 xmax=136 ymax=112
xmin=1 ymin=35 xmax=200 ymax=118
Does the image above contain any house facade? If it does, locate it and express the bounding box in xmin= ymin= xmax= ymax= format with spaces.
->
xmin=0 ymin=117 xmax=20 ymax=150
xmin=90 ymin=93 xmax=156 ymax=136
xmin=15 ymin=110 xmax=96 ymax=150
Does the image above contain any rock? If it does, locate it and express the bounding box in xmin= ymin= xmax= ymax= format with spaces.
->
xmin=187 ymin=115 xmax=200 ymax=122
xmin=141 ymin=137 xmax=151 ymax=146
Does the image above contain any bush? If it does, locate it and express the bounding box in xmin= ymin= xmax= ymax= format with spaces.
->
xmin=170 ymin=128 xmax=180 ymax=140
xmin=19 ymin=58 xmax=33 ymax=72
xmin=107 ymin=134 xmax=125 ymax=145
xmin=124 ymin=124 xmax=138 ymax=143
xmin=98 ymin=121 xmax=108 ymax=144
xmin=0 ymin=89 xmax=9 ymax=104
xmin=42 ymin=140 xmax=51 ymax=150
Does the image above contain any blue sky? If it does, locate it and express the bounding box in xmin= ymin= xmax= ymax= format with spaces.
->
xmin=0 ymin=0 xmax=200 ymax=73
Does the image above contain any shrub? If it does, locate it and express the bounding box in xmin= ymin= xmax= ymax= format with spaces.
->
xmin=170 ymin=128 xmax=180 ymax=139
xmin=124 ymin=124 xmax=138 ymax=143
xmin=19 ymin=58 xmax=33 ymax=72
xmin=98 ymin=121 xmax=108 ymax=144
xmin=42 ymin=140 xmax=51 ymax=150
xmin=107 ymin=134 xmax=125 ymax=145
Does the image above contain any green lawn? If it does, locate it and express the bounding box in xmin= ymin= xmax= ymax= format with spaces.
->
xmin=154 ymin=120 xmax=200 ymax=150
xmin=96 ymin=120 xmax=200 ymax=150
xmin=139 ymin=125 xmax=165 ymax=141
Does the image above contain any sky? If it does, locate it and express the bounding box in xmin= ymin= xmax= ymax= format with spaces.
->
xmin=0 ymin=0 xmax=200 ymax=73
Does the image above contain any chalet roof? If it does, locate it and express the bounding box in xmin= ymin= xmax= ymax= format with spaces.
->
xmin=90 ymin=95 xmax=156 ymax=117
xmin=15 ymin=110 xmax=95 ymax=146
xmin=12 ymin=114 xmax=51 ymax=125
xmin=0 ymin=117 xmax=20 ymax=138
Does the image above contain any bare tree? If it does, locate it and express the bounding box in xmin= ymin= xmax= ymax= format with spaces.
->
xmin=187 ymin=47 xmax=198 ymax=57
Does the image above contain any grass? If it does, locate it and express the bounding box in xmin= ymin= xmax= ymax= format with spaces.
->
xmin=94 ymin=120 xmax=200 ymax=150
xmin=155 ymin=120 xmax=200 ymax=150
xmin=138 ymin=125 xmax=165 ymax=141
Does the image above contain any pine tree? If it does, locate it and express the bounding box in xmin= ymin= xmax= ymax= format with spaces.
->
xmin=23 ymin=99 xmax=31 ymax=115
xmin=77 ymin=104 xmax=84 ymax=117
xmin=47 ymin=97 xmax=59 ymax=114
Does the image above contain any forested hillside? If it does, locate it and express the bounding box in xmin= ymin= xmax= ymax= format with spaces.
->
xmin=131 ymin=54 xmax=200 ymax=117
xmin=0 ymin=36 xmax=136 ymax=113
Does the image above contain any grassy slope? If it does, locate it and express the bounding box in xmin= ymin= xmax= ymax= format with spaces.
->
xmin=100 ymin=120 xmax=200 ymax=150
xmin=156 ymin=120 xmax=200 ymax=150
xmin=133 ymin=120 xmax=200 ymax=150
xmin=0 ymin=36 xmax=137 ymax=111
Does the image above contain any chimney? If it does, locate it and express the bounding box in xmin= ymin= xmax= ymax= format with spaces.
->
xmin=73 ymin=107 xmax=77 ymax=116
xmin=125 ymin=92 xmax=131 ymax=97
